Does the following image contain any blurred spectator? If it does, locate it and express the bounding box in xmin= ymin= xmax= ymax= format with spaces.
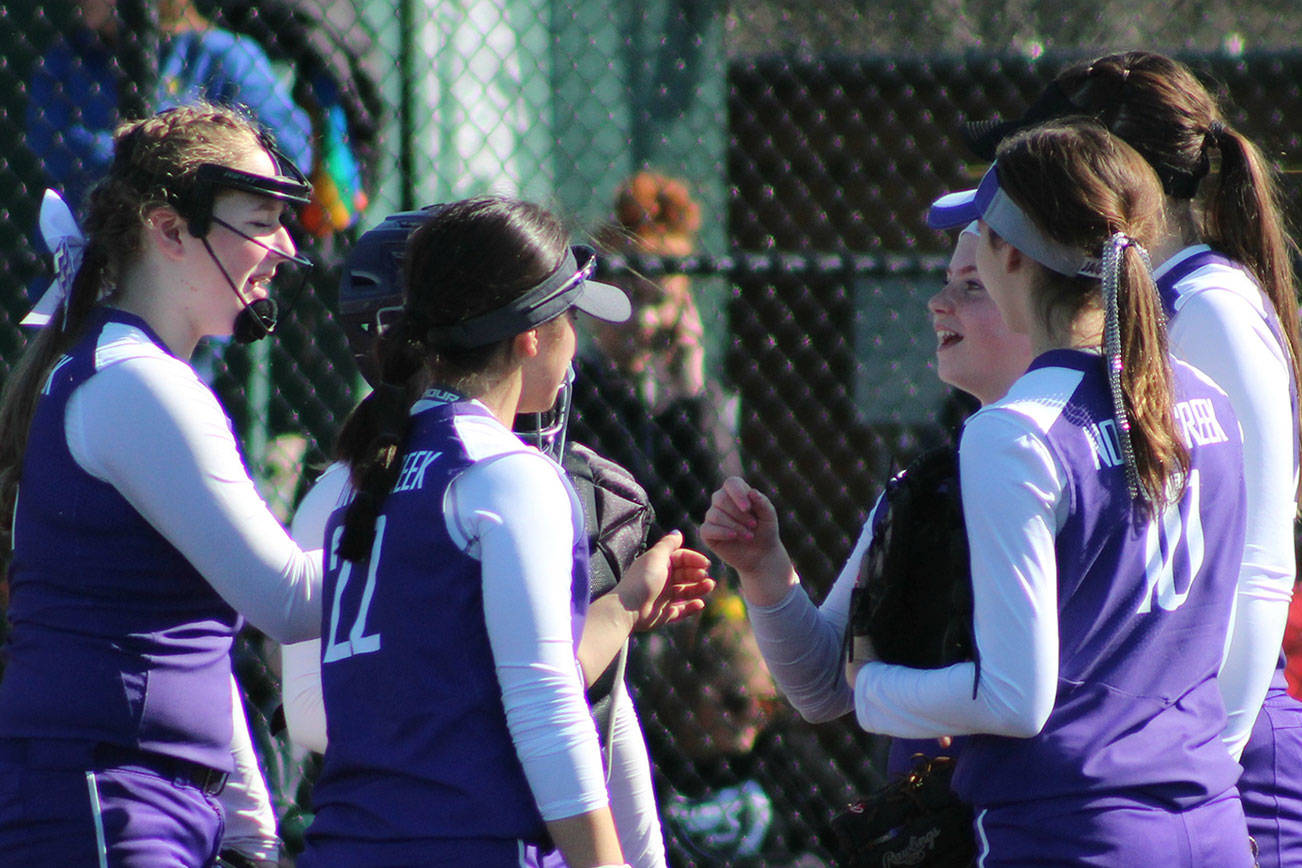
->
xmin=571 ymin=173 xmax=840 ymax=865
xmin=214 ymin=0 xmax=382 ymax=244
xmin=26 ymin=0 xmax=313 ymax=214
xmin=571 ymin=171 xmax=740 ymax=543
xmin=634 ymin=588 xmax=835 ymax=867
xmin=593 ymin=171 xmax=705 ymax=407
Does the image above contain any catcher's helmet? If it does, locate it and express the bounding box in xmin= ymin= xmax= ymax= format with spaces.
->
xmin=337 ymin=206 xmax=442 ymax=386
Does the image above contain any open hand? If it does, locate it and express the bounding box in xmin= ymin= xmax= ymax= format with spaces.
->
xmin=619 ymin=531 xmax=715 ymax=632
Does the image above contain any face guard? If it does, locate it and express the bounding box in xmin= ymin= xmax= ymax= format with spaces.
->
xmin=515 ymin=365 xmax=575 ymax=461
xmin=184 ymin=138 xmax=314 ymax=343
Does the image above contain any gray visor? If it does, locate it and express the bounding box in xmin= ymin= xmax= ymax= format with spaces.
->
xmin=928 ymin=166 xmax=1101 ymax=279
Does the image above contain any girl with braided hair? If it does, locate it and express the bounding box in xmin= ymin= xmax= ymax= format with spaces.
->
xmin=706 ymin=119 xmax=1254 ymax=865
xmin=964 ymin=51 xmax=1302 ymax=864
xmin=293 ymin=197 xmax=712 ymax=868
xmin=0 ymin=102 xmax=321 ymax=866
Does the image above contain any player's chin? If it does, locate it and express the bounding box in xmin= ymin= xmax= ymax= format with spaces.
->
xmin=936 ymin=363 xmax=983 ymax=397
xmin=935 ymin=353 xmax=962 ymax=388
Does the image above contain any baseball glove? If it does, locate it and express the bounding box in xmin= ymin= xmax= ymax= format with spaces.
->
xmin=831 ymin=754 xmax=975 ymax=868
xmin=846 ymin=446 xmax=977 ymax=691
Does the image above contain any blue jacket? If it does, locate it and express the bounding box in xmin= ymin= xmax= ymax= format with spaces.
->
xmin=26 ymin=25 xmax=313 ymax=213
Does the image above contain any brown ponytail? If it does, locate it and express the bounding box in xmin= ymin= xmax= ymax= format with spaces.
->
xmin=1202 ymin=125 xmax=1302 ymax=455
xmin=1057 ymin=51 xmax=1302 ymax=479
xmin=0 ymin=243 xmax=105 ymax=560
xmin=333 ymin=197 xmax=571 ymax=561
xmin=996 ymin=121 xmax=1188 ymax=507
xmin=334 ymin=317 xmax=433 ymax=561
xmin=1113 ymin=237 xmax=1190 ymax=506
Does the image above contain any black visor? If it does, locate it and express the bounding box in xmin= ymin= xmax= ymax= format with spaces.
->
xmin=422 ymin=244 xmax=630 ymax=348
xmin=184 ymin=138 xmax=312 ymax=237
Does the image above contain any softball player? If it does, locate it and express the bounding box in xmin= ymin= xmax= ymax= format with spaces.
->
xmin=706 ymin=120 xmax=1254 ymax=865
xmin=882 ymin=221 xmax=1035 ymax=774
xmin=294 ymin=197 xmax=710 ymax=868
xmin=281 ymin=208 xmax=711 ymax=868
xmin=965 ymin=52 xmax=1302 ymax=865
xmin=703 ymin=220 xmax=1031 ymax=778
xmin=0 ymin=103 xmax=322 ymax=866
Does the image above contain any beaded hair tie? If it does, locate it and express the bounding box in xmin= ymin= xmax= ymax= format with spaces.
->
xmin=1100 ymin=231 xmax=1154 ymax=500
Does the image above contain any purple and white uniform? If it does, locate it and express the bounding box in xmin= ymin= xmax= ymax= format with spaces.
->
xmin=0 ymin=308 xmax=320 ymax=867
xmin=298 ymin=391 xmax=608 ymax=868
xmin=1156 ymin=245 xmax=1302 ymax=867
xmin=283 ymin=459 xmax=667 ymax=868
xmin=850 ymin=350 xmax=1251 ymax=866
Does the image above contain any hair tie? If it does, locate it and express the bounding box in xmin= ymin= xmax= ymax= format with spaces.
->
xmin=1101 ymin=231 xmax=1150 ymax=500
xmin=1204 ymin=120 xmax=1226 ymax=152
xmin=24 ymin=190 xmax=86 ymax=329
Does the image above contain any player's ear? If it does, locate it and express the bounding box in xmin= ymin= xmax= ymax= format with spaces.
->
xmin=512 ymin=328 xmax=540 ymax=359
xmin=144 ymin=205 xmax=188 ymax=260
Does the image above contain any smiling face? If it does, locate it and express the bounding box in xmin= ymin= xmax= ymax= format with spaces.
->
xmin=928 ymin=230 xmax=1034 ymax=405
xmin=185 ymin=143 xmax=300 ymax=338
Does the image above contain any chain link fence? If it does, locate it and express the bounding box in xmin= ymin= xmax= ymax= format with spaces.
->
xmin=3 ymin=1 xmax=1302 ymax=864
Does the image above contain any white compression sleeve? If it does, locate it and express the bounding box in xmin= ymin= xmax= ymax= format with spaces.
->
xmin=281 ymin=463 xmax=351 ymax=754
xmin=1169 ymin=284 xmax=1297 ymax=760
xmin=67 ymin=355 xmax=320 ymax=643
xmin=852 ymin=409 xmax=1061 ymax=739
xmin=604 ymin=687 xmax=667 ymax=868
xmin=449 ymin=451 xmax=609 ymax=822
xmin=745 ymin=500 xmax=878 ymax=724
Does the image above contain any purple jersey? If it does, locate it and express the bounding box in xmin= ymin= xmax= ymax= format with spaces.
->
xmin=953 ymin=350 xmax=1247 ymax=810
xmin=0 ymin=308 xmax=240 ymax=772
xmin=304 ymin=398 xmax=591 ymax=860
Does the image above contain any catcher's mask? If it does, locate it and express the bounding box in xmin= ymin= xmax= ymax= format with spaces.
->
xmin=336 ymin=206 xmax=438 ymax=386
xmin=179 ymin=135 xmax=314 ymax=343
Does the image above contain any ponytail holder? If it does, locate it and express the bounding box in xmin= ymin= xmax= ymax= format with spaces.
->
xmin=1204 ymin=120 xmax=1226 ymax=152
xmin=1100 ymin=231 xmax=1151 ymax=500
xmin=24 ymin=189 xmax=86 ymax=327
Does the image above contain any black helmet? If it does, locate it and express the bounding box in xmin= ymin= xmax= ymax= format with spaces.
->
xmin=337 ymin=206 xmax=441 ymax=385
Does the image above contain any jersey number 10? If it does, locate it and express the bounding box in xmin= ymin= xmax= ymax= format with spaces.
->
xmin=1138 ymin=469 xmax=1205 ymax=614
